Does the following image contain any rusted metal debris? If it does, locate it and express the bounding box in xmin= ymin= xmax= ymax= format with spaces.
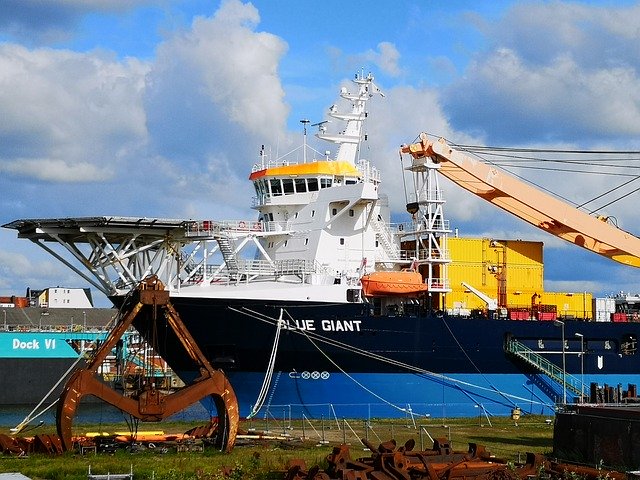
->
xmin=0 ymin=433 xmax=64 ymax=456
xmin=284 ymin=438 xmax=627 ymax=480
xmin=0 ymin=421 xmax=228 ymax=456
xmin=56 ymin=275 xmax=239 ymax=453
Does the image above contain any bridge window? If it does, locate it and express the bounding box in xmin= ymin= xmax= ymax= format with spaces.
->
xmin=294 ymin=178 xmax=307 ymax=193
xmin=270 ymin=179 xmax=282 ymax=196
xmin=308 ymin=178 xmax=319 ymax=191
xmin=320 ymin=178 xmax=332 ymax=189
xmin=283 ymin=179 xmax=294 ymax=194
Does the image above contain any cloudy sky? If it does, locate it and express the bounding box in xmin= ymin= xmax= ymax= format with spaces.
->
xmin=1 ymin=0 xmax=640 ymax=306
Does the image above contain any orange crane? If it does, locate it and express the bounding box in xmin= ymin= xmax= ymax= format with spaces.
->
xmin=401 ymin=133 xmax=640 ymax=268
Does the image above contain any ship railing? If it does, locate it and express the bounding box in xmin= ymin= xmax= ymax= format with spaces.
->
xmin=235 ymin=258 xmax=326 ymax=277
xmin=185 ymin=220 xmax=294 ymax=237
xmin=395 ymin=249 xmax=451 ymax=262
xmin=427 ymin=278 xmax=450 ymax=291
xmin=394 ymin=219 xmax=451 ymax=234
xmin=184 ymin=258 xmax=327 ymax=284
xmin=356 ymin=159 xmax=381 ymax=184
xmin=185 ymin=220 xmax=265 ymax=236
xmin=417 ymin=188 xmax=446 ymax=203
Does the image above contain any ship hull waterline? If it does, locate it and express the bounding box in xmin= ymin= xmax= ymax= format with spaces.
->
xmin=123 ymin=295 xmax=640 ymax=419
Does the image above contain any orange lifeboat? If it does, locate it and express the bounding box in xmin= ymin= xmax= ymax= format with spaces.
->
xmin=360 ymin=270 xmax=428 ymax=297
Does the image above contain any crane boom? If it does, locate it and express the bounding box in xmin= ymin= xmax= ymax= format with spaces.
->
xmin=401 ymin=132 xmax=640 ymax=268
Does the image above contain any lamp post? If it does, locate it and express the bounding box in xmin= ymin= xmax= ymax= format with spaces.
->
xmin=575 ymin=333 xmax=584 ymax=403
xmin=553 ymin=320 xmax=566 ymax=404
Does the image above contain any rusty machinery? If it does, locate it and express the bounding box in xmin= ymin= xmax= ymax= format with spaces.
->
xmin=56 ymin=276 xmax=239 ymax=452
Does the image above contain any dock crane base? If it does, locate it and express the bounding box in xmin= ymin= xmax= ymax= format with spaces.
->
xmin=56 ymin=276 xmax=239 ymax=453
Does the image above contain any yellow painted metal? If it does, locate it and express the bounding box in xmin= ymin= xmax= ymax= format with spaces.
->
xmin=445 ymin=236 xmax=592 ymax=318
xmin=536 ymin=291 xmax=593 ymax=320
xmin=249 ymin=160 xmax=360 ymax=180
xmin=447 ymin=237 xmax=544 ymax=311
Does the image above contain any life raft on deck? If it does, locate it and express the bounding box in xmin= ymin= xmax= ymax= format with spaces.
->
xmin=360 ymin=270 xmax=428 ymax=297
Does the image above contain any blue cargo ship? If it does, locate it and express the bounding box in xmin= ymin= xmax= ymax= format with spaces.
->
xmin=6 ymin=73 xmax=640 ymax=419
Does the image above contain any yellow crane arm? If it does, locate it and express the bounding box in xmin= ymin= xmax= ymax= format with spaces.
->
xmin=401 ymin=132 xmax=640 ymax=268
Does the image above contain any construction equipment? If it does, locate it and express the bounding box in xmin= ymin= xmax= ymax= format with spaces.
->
xmin=56 ymin=275 xmax=239 ymax=452
xmin=401 ymin=133 xmax=640 ymax=268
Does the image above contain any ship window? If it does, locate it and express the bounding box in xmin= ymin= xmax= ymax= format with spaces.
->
xmin=270 ymin=179 xmax=282 ymax=196
xmin=257 ymin=180 xmax=266 ymax=197
xmin=346 ymin=179 xmax=357 ymax=185
xmin=349 ymin=209 xmax=354 ymax=217
xmin=332 ymin=208 xmax=337 ymax=216
xmin=320 ymin=178 xmax=332 ymax=189
xmin=304 ymin=238 xmax=309 ymax=246
xmin=347 ymin=289 xmax=360 ymax=303
xmin=311 ymin=210 xmax=315 ymax=217
xmin=308 ymin=178 xmax=319 ymax=191
xmin=294 ymin=178 xmax=307 ymax=193
xmin=283 ymin=179 xmax=294 ymax=194
xmin=284 ymin=240 xmax=288 ymax=247
xmin=268 ymin=213 xmax=274 ymax=221
xmin=339 ymin=238 xmax=345 ymax=245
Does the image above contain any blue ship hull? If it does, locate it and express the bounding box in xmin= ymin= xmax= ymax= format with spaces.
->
xmin=135 ymin=296 xmax=640 ymax=419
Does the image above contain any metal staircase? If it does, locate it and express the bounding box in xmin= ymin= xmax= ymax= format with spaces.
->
xmin=372 ymin=217 xmax=401 ymax=261
xmin=215 ymin=234 xmax=239 ymax=273
xmin=505 ymin=338 xmax=583 ymax=398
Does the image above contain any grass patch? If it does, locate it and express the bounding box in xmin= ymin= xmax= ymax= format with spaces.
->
xmin=0 ymin=415 xmax=555 ymax=479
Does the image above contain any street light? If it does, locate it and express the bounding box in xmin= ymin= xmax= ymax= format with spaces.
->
xmin=575 ymin=333 xmax=584 ymax=403
xmin=553 ymin=320 xmax=566 ymax=404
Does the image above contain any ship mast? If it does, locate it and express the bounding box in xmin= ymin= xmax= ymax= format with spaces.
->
xmin=317 ymin=72 xmax=384 ymax=164
xmin=403 ymin=151 xmax=452 ymax=306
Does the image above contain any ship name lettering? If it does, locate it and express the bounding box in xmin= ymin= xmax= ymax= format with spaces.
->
xmin=13 ymin=338 xmax=40 ymax=350
xmin=286 ymin=319 xmax=316 ymax=331
xmin=321 ymin=320 xmax=362 ymax=332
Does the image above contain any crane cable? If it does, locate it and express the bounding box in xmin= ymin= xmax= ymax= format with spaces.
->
xmin=447 ymin=139 xmax=640 ymax=217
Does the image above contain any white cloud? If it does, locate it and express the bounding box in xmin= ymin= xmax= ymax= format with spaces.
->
xmin=0 ymin=158 xmax=112 ymax=182
xmin=134 ymin=0 xmax=292 ymax=221
xmin=149 ymin=0 xmax=289 ymax=142
xmin=0 ymin=245 xmax=68 ymax=294
xmin=446 ymin=3 xmax=640 ymax=144
xmin=0 ymin=44 xmax=149 ymax=183
xmin=369 ymin=42 xmax=402 ymax=77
